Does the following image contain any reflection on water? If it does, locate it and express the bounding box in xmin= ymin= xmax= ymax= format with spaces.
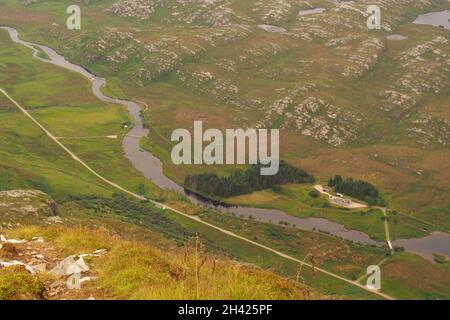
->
xmin=413 ymin=10 xmax=450 ymax=30
xmin=186 ymin=190 xmax=383 ymax=246
xmin=3 ymin=26 xmax=450 ymax=258
xmin=393 ymin=232 xmax=450 ymax=262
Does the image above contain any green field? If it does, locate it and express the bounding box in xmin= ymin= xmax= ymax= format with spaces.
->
xmin=228 ymin=184 xmax=389 ymax=241
xmin=0 ymin=21 xmax=385 ymax=299
xmin=381 ymin=253 xmax=450 ymax=299
xmin=0 ymin=0 xmax=449 ymax=300
xmin=1 ymin=0 xmax=449 ymax=233
xmin=0 ymin=28 xmax=160 ymax=201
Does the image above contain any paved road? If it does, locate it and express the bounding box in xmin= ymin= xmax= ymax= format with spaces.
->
xmin=0 ymin=88 xmax=395 ymax=300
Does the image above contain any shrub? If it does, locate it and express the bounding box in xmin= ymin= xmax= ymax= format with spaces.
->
xmin=0 ymin=267 xmax=46 ymax=300
xmin=308 ymin=190 xmax=320 ymax=198
xmin=433 ymin=254 xmax=447 ymax=264
xmin=271 ymin=185 xmax=282 ymax=193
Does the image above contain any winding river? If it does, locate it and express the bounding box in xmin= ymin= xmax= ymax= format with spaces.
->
xmin=2 ymin=26 xmax=450 ymax=261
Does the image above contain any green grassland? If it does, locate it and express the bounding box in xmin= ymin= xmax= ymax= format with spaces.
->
xmin=0 ymin=0 xmax=449 ymax=299
xmin=0 ymin=96 xmax=114 ymax=200
xmin=227 ymin=184 xmax=388 ymax=241
xmin=1 ymin=224 xmax=313 ymax=300
xmin=0 ymin=0 xmax=448 ymax=235
xmin=387 ymin=209 xmax=434 ymax=240
xmin=0 ymin=28 xmax=160 ymax=200
xmin=0 ymin=19 xmax=386 ymax=299
xmin=381 ymin=252 xmax=450 ymax=299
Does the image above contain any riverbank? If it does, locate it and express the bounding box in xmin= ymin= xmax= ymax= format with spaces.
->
xmin=2 ymin=26 xmax=449 ymax=262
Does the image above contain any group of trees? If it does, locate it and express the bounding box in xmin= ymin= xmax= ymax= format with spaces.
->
xmin=328 ymin=175 xmax=384 ymax=206
xmin=184 ymin=162 xmax=385 ymax=205
xmin=184 ymin=161 xmax=314 ymax=198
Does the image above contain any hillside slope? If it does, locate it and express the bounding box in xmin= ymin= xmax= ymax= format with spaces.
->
xmin=0 ymin=190 xmax=318 ymax=300
xmin=0 ymin=0 xmax=449 ymax=300
xmin=1 ymin=0 xmax=446 ymax=228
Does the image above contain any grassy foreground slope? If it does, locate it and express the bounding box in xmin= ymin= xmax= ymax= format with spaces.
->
xmin=0 ymin=192 xmax=315 ymax=300
xmin=2 ymin=226 xmax=311 ymax=300
xmin=2 ymin=190 xmax=450 ymax=299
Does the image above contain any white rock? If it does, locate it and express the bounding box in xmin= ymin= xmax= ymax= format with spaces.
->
xmin=0 ymin=260 xmax=35 ymax=274
xmin=32 ymin=237 xmax=45 ymax=243
xmin=93 ymin=249 xmax=107 ymax=255
xmin=32 ymin=263 xmax=47 ymax=272
xmin=80 ymin=276 xmax=96 ymax=284
xmin=0 ymin=235 xmax=27 ymax=244
xmin=50 ymin=255 xmax=90 ymax=277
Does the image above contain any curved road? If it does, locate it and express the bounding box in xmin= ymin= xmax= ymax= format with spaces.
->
xmin=0 ymin=87 xmax=394 ymax=300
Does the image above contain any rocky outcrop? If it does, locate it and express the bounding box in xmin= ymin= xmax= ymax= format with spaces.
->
xmin=105 ymin=0 xmax=165 ymax=20
xmin=0 ymin=233 xmax=107 ymax=299
xmin=264 ymin=96 xmax=364 ymax=146
xmin=0 ymin=190 xmax=57 ymax=222
xmin=33 ymin=0 xmax=446 ymax=149
xmin=404 ymin=116 xmax=450 ymax=147
xmin=379 ymin=36 xmax=449 ymax=118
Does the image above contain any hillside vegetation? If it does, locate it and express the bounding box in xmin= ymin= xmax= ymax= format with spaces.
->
xmin=0 ymin=190 xmax=318 ymax=300
xmin=185 ymin=161 xmax=314 ymax=198
xmin=1 ymin=225 xmax=312 ymax=300
xmin=0 ymin=0 xmax=449 ymax=300
xmin=1 ymin=0 xmax=448 ymax=231
xmin=0 ymin=27 xmax=386 ymax=300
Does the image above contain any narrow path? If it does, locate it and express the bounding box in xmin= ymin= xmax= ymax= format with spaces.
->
xmin=0 ymin=88 xmax=395 ymax=300
xmin=0 ymin=88 xmax=146 ymax=202
xmin=55 ymin=136 xmax=118 ymax=140
xmin=316 ymin=184 xmax=393 ymax=251
xmin=134 ymin=99 xmax=149 ymax=112
xmin=356 ymin=256 xmax=391 ymax=284
xmin=378 ymin=206 xmax=394 ymax=252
